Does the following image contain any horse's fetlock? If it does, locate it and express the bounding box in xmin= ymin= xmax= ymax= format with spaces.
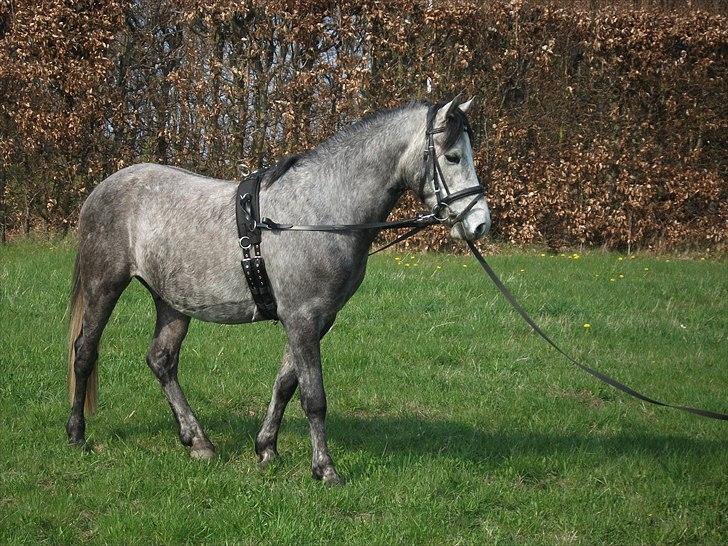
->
xmin=66 ymin=415 xmax=85 ymax=444
xmin=255 ymin=435 xmax=276 ymax=456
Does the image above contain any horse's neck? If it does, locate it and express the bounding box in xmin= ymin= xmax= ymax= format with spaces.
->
xmin=304 ymin=111 xmax=423 ymax=227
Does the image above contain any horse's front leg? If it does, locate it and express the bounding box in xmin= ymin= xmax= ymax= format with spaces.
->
xmin=286 ymin=314 xmax=342 ymax=484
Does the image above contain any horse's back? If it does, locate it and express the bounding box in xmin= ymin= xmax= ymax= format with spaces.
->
xmin=78 ymin=163 xmax=256 ymax=323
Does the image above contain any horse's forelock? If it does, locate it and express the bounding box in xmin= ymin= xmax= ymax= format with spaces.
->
xmin=428 ymin=100 xmax=474 ymax=151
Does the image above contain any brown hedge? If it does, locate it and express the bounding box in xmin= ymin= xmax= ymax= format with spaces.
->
xmin=1 ymin=1 xmax=726 ymax=251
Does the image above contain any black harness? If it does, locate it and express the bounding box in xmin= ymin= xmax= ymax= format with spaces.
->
xmin=235 ymin=170 xmax=279 ymax=320
xmin=234 ymin=108 xmax=728 ymax=422
xmin=235 ymin=105 xmax=484 ymax=320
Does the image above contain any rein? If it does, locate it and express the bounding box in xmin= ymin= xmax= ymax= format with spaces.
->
xmin=235 ymin=112 xmax=727 ymax=422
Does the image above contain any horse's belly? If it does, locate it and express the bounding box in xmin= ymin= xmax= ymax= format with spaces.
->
xmin=179 ymin=299 xmax=257 ymax=324
xmin=132 ymin=240 xmax=259 ymax=324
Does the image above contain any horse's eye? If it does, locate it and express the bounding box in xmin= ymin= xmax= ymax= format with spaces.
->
xmin=445 ymin=154 xmax=460 ymax=164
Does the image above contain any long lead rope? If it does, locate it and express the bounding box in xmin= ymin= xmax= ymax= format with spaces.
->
xmin=465 ymin=240 xmax=728 ymax=421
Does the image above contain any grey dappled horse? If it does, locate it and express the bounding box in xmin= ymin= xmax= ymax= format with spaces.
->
xmin=66 ymin=98 xmax=490 ymax=483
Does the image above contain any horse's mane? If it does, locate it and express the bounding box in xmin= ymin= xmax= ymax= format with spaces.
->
xmin=262 ymin=100 xmax=474 ymax=187
xmin=262 ymin=153 xmax=303 ymax=187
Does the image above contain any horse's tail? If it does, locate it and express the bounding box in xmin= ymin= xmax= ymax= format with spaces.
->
xmin=67 ymin=254 xmax=97 ymax=415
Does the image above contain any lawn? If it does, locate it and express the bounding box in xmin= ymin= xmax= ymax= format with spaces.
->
xmin=1 ymin=241 xmax=726 ymax=544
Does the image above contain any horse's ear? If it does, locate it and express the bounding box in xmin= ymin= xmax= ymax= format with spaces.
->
xmin=436 ymin=95 xmax=462 ymax=126
xmin=458 ymin=96 xmax=475 ymax=113
xmin=445 ymin=94 xmax=463 ymax=117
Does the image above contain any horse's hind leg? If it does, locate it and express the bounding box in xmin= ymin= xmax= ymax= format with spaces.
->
xmin=66 ymin=279 xmax=129 ymax=445
xmin=146 ymin=296 xmax=215 ymax=459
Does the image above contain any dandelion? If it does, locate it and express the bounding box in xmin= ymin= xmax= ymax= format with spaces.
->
xmin=520 ymin=269 xmax=525 ymax=272
xmin=700 ymin=257 xmax=706 ymax=261
xmin=618 ymin=257 xmax=623 ymax=261
xmin=644 ymin=267 xmax=649 ymax=271
xmin=610 ymin=278 xmax=616 ymax=282
xmin=462 ymin=264 xmax=468 ymax=268
xmin=619 ymin=274 xmax=624 ymax=278
xmin=394 ymin=257 xmax=401 ymax=261
xmin=572 ymin=253 xmax=580 ymax=260
xmin=436 ymin=265 xmax=442 ymax=269
xmin=583 ymin=323 xmax=591 ymax=329
xmin=540 ymin=253 xmax=546 ymax=257
xmin=404 ymin=263 xmax=410 ymax=267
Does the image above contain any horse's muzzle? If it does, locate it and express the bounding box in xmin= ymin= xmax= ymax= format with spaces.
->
xmin=451 ymin=205 xmax=491 ymax=241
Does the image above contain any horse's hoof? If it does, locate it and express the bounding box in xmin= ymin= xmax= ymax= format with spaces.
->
xmin=315 ymin=466 xmax=345 ymax=486
xmin=68 ymin=437 xmax=85 ymax=447
xmin=258 ymin=448 xmax=279 ymax=470
xmin=323 ymin=472 xmax=345 ymax=486
xmin=190 ymin=440 xmax=216 ymax=460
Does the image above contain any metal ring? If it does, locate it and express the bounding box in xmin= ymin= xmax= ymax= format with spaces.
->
xmin=239 ymin=236 xmax=252 ymax=249
xmin=433 ymin=203 xmax=452 ymax=222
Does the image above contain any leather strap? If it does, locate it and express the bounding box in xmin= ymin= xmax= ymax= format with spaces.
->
xmin=465 ymin=240 xmax=728 ymax=421
xmin=236 ymin=171 xmax=278 ymax=321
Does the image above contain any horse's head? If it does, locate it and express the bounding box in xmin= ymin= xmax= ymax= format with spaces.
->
xmin=412 ymin=97 xmax=491 ymax=241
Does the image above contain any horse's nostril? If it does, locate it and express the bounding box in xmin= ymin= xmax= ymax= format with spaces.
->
xmin=474 ymin=222 xmax=490 ymax=238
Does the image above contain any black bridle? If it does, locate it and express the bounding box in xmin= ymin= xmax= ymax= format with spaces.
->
xmin=235 ymin=112 xmax=728 ymax=422
xmin=425 ymin=123 xmax=484 ymax=225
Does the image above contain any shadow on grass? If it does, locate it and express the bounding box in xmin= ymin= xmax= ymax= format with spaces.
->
xmin=106 ymin=410 xmax=727 ymax=473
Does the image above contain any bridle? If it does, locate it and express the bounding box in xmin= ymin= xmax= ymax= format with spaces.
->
xmin=424 ymin=114 xmax=484 ymax=225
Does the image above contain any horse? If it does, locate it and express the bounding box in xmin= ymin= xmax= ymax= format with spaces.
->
xmin=66 ymin=97 xmax=491 ymax=484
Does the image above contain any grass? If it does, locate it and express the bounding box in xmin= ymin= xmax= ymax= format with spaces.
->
xmin=1 ymin=240 xmax=727 ymax=544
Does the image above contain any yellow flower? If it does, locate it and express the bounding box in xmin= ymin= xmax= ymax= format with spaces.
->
xmin=618 ymin=257 xmax=624 ymax=261
xmin=394 ymin=257 xmax=401 ymax=261
xmin=540 ymin=253 xmax=546 ymax=257
xmin=572 ymin=253 xmax=580 ymax=259
xmin=644 ymin=267 xmax=649 ymax=271
xmin=436 ymin=265 xmax=442 ymax=269
xmin=462 ymin=264 xmax=468 ymax=268
xmin=583 ymin=323 xmax=591 ymax=329
xmin=619 ymin=274 xmax=624 ymax=278
xmin=520 ymin=269 xmax=525 ymax=272
xmin=610 ymin=278 xmax=616 ymax=282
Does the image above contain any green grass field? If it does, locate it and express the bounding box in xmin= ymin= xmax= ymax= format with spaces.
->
xmin=1 ymin=241 xmax=726 ymax=544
